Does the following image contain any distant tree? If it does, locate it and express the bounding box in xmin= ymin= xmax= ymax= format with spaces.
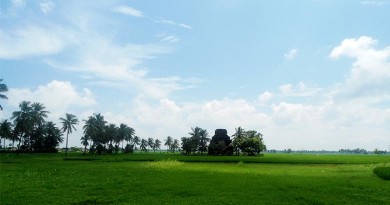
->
xmin=140 ymin=138 xmax=148 ymax=152
xmin=0 ymin=79 xmax=8 ymax=110
xmin=147 ymin=138 xmax=154 ymax=152
xmin=60 ymin=113 xmax=79 ymax=156
xmin=133 ymin=136 xmax=140 ymax=150
xmin=198 ymin=129 xmax=210 ymax=155
xmin=83 ymin=113 xmax=107 ymax=154
xmin=43 ymin=121 xmax=63 ymax=152
xmin=154 ymin=139 xmax=161 ymax=152
xmin=165 ymin=136 xmax=173 ymax=152
xmin=232 ymin=126 xmax=245 ymax=155
xmin=105 ymin=123 xmax=118 ymax=153
xmin=12 ymin=101 xmax=33 ymax=154
xmin=238 ymin=130 xmax=266 ymax=156
xmin=0 ymin=120 xmax=13 ymax=149
xmin=80 ymin=135 xmax=89 ymax=155
xmin=171 ymin=139 xmax=179 ymax=153
xmin=181 ymin=137 xmax=195 ymax=155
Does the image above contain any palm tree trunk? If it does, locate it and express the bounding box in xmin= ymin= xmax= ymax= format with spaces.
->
xmin=83 ymin=144 xmax=87 ymax=156
xmin=65 ymin=132 xmax=69 ymax=156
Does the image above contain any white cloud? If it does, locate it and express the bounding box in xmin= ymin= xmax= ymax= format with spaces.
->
xmin=0 ymin=26 xmax=70 ymax=59
xmin=161 ymin=35 xmax=180 ymax=43
xmin=112 ymin=6 xmax=143 ymax=17
xmin=330 ymin=36 xmax=390 ymax=101
xmin=156 ymin=18 xmax=192 ymax=29
xmin=284 ymin=49 xmax=298 ymax=60
xmin=258 ymin=91 xmax=273 ymax=103
xmin=279 ymin=82 xmax=320 ymax=97
xmin=7 ymin=80 xmax=96 ymax=119
xmin=40 ymin=1 xmax=55 ymax=14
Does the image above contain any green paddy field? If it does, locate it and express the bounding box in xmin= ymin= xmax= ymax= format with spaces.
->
xmin=1 ymin=153 xmax=389 ymax=205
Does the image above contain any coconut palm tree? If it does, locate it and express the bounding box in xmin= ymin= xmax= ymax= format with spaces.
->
xmin=165 ymin=136 xmax=172 ymax=152
xmin=83 ymin=113 xmax=106 ymax=154
xmin=154 ymin=139 xmax=161 ymax=152
xmin=0 ymin=79 xmax=8 ymax=110
xmin=133 ymin=136 xmax=140 ymax=150
xmin=0 ymin=120 xmax=13 ymax=149
xmin=80 ymin=135 xmax=89 ymax=155
xmin=140 ymin=138 xmax=148 ymax=152
xmin=147 ymin=137 xmax=154 ymax=152
xmin=12 ymin=101 xmax=34 ymax=154
xmin=171 ymin=139 xmax=179 ymax=153
xmin=60 ymin=113 xmax=79 ymax=156
xmin=198 ymin=129 xmax=210 ymax=155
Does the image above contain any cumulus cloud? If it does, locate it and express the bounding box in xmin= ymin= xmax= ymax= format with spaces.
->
xmin=112 ymin=6 xmax=143 ymax=17
xmin=258 ymin=91 xmax=273 ymax=103
xmin=330 ymin=36 xmax=390 ymax=101
xmin=7 ymin=80 xmax=96 ymax=119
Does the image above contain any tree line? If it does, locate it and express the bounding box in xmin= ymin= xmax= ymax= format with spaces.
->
xmin=1 ymin=78 xmax=266 ymax=156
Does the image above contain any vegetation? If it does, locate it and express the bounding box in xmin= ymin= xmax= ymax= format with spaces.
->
xmin=1 ymin=153 xmax=389 ymax=205
xmin=373 ymin=166 xmax=390 ymax=180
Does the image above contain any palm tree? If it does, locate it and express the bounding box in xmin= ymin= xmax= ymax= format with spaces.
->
xmin=0 ymin=120 xmax=13 ymax=149
xmin=12 ymin=101 xmax=33 ymax=154
xmin=154 ymin=139 xmax=161 ymax=152
xmin=60 ymin=113 xmax=79 ymax=156
xmin=0 ymin=79 xmax=8 ymax=110
xmin=80 ymin=135 xmax=89 ymax=155
xmin=171 ymin=139 xmax=179 ymax=153
xmin=165 ymin=136 xmax=172 ymax=152
xmin=140 ymin=138 xmax=148 ymax=152
xmin=147 ymin=138 xmax=154 ymax=152
xmin=198 ymin=129 xmax=210 ymax=155
xmin=83 ymin=113 xmax=106 ymax=154
xmin=133 ymin=136 xmax=140 ymax=150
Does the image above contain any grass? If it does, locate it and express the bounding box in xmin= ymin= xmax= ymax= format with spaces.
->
xmin=1 ymin=153 xmax=390 ymax=204
xmin=373 ymin=166 xmax=390 ymax=180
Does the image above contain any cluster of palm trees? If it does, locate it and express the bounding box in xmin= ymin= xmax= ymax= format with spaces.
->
xmin=0 ymin=101 xmax=77 ymax=154
xmin=164 ymin=136 xmax=180 ymax=152
xmin=181 ymin=127 xmax=210 ymax=155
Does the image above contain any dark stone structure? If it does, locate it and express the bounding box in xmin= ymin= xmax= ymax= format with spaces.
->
xmin=208 ymin=129 xmax=233 ymax=155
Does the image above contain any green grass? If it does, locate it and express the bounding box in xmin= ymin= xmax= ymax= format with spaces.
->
xmin=373 ymin=166 xmax=390 ymax=180
xmin=1 ymin=153 xmax=390 ymax=205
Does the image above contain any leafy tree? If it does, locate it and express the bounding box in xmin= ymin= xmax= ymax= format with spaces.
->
xmin=42 ymin=121 xmax=63 ymax=152
xmin=0 ymin=120 xmax=13 ymax=149
xmin=238 ymin=130 xmax=266 ymax=156
xmin=105 ymin=123 xmax=118 ymax=153
xmin=12 ymin=101 xmax=34 ymax=153
xmin=0 ymin=79 xmax=8 ymax=110
xmin=232 ymin=126 xmax=245 ymax=155
xmin=181 ymin=137 xmax=195 ymax=155
xmin=60 ymin=113 xmax=79 ymax=156
xmin=165 ymin=136 xmax=173 ymax=152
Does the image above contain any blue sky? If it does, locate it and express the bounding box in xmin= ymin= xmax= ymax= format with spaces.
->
xmin=1 ymin=0 xmax=389 ymax=151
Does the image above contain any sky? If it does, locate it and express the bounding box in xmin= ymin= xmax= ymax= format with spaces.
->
xmin=1 ymin=0 xmax=389 ymax=151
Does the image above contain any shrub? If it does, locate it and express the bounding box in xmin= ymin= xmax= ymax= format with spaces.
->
xmin=373 ymin=166 xmax=390 ymax=180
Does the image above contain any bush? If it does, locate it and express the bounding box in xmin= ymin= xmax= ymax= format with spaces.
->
xmin=373 ymin=166 xmax=390 ymax=180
